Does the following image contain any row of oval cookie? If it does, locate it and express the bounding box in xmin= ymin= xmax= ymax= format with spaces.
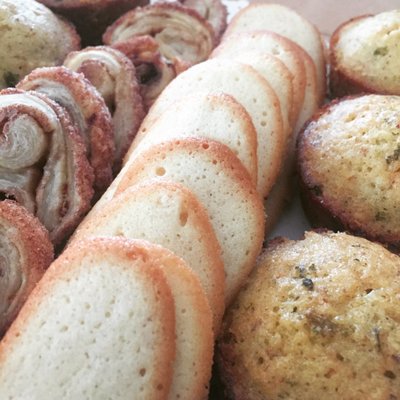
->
xmin=215 ymin=2 xmax=326 ymax=229
xmin=72 ymin=4 xmax=328 ymax=394
xmin=0 ymin=3 xmax=328 ymax=399
xmin=76 ymin=3 xmax=327 ymax=395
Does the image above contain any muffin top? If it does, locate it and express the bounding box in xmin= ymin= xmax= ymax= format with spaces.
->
xmin=331 ymin=10 xmax=400 ymax=95
xmin=218 ymin=231 xmax=400 ymax=400
xmin=298 ymin=94 xmax=400 ymax=248
xmin=0 ymin=0 xmax=80 ymax=88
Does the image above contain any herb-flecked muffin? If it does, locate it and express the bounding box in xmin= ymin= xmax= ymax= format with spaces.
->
xmin=217 ymin=231 xmax=400 ymax=400
xmin=0 ymin=0 xmax=80 ymax=89
xmin=330 ymin=10 xmax=400 ymax=98
xmin=298 ymin=94 xmax=400 ymax=250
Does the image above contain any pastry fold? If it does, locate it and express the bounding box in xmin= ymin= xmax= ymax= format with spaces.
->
xmin=64 ymin=46 xmax=145 ymax=170
xmin=0 ymin=89 xmax=94 ymax=246
xmin=36 ymin=0 xmax=149 ymax=46
xmin=103 ymin=2 xmax=215 ymax=107
xmin=0 ymin=200 xmax=53 ymax=337
xmin=180 ymin=0 xmax=227 ymax=40
xmin=17 ymin=67 xmax=115 ymax=195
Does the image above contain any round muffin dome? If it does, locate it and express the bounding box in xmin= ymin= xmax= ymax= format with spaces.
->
xmin=218 ymin=231 xmax=400 ymax=399
xmin=330 ymin=10 xmax=400 ymax=97
xmin=298 ymin=94 xmax=400 ymax=249
xmin=0 ymin=0 xmax=80 ymax=89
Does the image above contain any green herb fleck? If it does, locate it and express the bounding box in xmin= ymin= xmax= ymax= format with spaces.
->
xmin=306 ymin=312 xmax=337 ymax=336
xmin=302 ymin=278 xmax=314 ymax=290
xmin=373 ymin=327 xmax=382 ymax=352
xmin=386 ymin=144 xmax=400 ymax=164
xmin=3 ymin=71 xmax=19 ymax=87
xmin=384 ymin=370 xmax=396 ymax=379
xmin=295 ymin=265 xmax=306 ymax=279
xmin=374 ymin=46 xmax=389 ymax=56
xmin=310 ymin=185 xmax=322 ymax=196
xmin=375 ymin=211 xmax=387 ymax=221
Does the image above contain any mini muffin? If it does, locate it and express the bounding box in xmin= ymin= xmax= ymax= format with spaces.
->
xmin=330 ymin=10 xmax=400 ymax=97
xmin=0 ymin=0 xmax=80 ymax=89
xmin=218 ymin=231 xmax=400 ymax=400
xmin=298 ymin=94 xmax=400 ymax=250
xmin=37 ymin=0 xmax=149 ymax=46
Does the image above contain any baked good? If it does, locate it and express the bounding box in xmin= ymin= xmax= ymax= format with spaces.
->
xmin=128 ymin=92 xmax=258 ymax=185
xmin=211 ymin=29 xmax=320 ymax=232
xmin=37 ymin=0 xmax=149 ymax=46
xmin=0 ymin=89 xmax=94 ymax=246
xmin=213 ymin=30 xmax=319 ymax=134
xmin=298 ymin=94 xmax=400 ymax=250
xmin=0 ymin=237 xmax=177 ymax=399
xmin=64 ymin=46 xmax=145 ymax=171
xmin=17 ymin=66 xmax=114 ymax=195
xmin=115 ymin=137 xmax=265 ymax=304
xmin=109 ymin=35 xmax=176 ymax=110
xmin=141 ymin=58 xmax=285 ymax=198
xmin=103 ymin=2 xmax=215 ymax=65
xmin=0 ymin=200 xmax=53 ymax=337
xmin=330 ymin=10 xmax=400 ymax=98
xmin=103 ymin=2 xmax=215 ymax=108
xmin=0 ymin=0 xmax=80 ymax=89
xmin=139 ymin=239 xmax=214 ymax=400
xmin=210 ymin=50 xmax=293 ymax=138
xmin=70 ymin=180 xmax=225 ymax=333
xmin=224 ymin=2 xmax=326 ymax=102
xmin=179 ymin=0 xmax=227 ymax=40
xmin=218 ymin=231 xmax=400 ymax=399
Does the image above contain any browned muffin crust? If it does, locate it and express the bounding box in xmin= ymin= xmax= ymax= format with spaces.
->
xmin=329 ymin=15 xmax=374 ymax=98
xmin=330 ymin=11 xmax=400 ymax=98
xmin=298 ymin=94 xmax=400 ymax=250
xmin=0 ymin=200 xmax=54 ymax=337
xmin=218 ymin=231 xmax=400 ymax=399
xmin=37 ymin=0 xmax=149 ymax=46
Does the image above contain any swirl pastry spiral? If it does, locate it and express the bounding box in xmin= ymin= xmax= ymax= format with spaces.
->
xmin=180 ymin=0 xmax=227 ymax=40
xmin=110 ymin=36 xmax=176 ymax=109
xmin=103 ymin=2 xmax=215 ymax=107
xmin=0 ymin=200 xmax=53 ymax=337
xmin=64 ymin=46 xmax=145 ymax=169
xmin=17 ymin=66 xmax=115 ymax=195
xmin=0 ymin=89 xmax=94 ymax=246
